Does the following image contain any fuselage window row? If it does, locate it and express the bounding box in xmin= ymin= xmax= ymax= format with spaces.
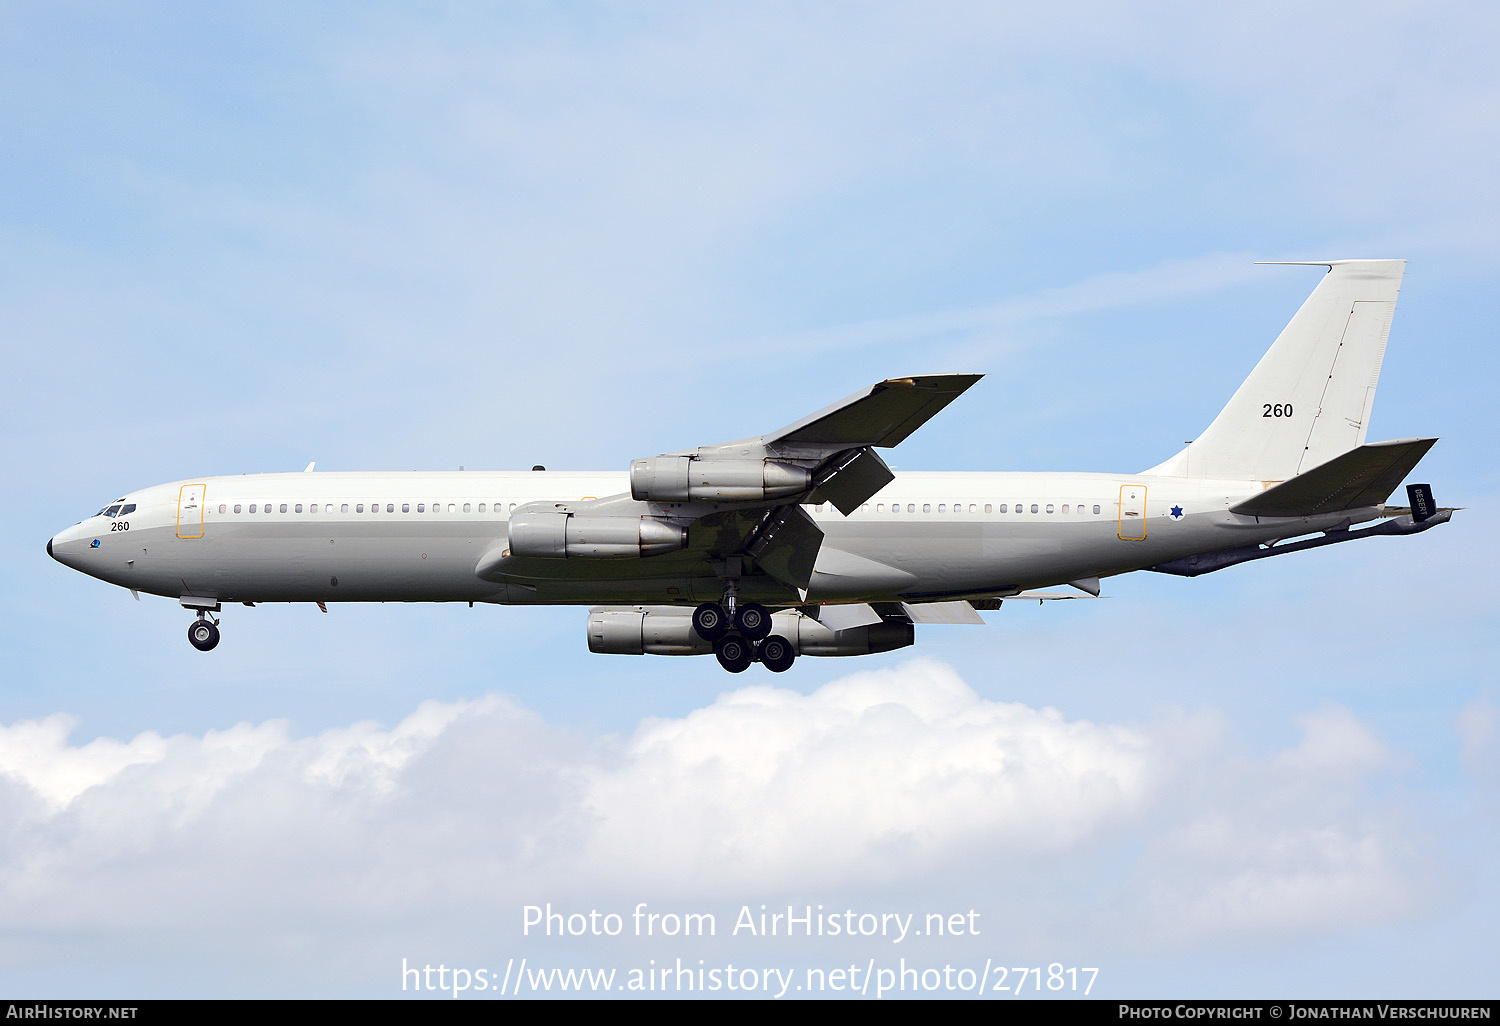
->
xmin=208 ymin=499 xmax=1105 ymax=519
xmin=212 ymin=501 xmax=516 ymax=516
xmin=847 ymin=502 xmax=1103 ymax=516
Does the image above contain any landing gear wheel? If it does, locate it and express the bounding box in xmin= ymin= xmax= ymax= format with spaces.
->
xmin=734 ymin=602 xmax=772 ymax=641
xmin=187 ymin=619 xmax=220 ymax=652
xmin=759 ymin=634 xmax=796 ymax=673
xmin=714 ymin=634 xmax=753 ymax=673
xmin=693 ymin=602 xmax=729 ymax=642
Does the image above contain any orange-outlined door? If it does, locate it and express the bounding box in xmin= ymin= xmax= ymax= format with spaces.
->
xmin=177 ymin=484 xmax=206 ymax=539
xmin=1118 ymin=484 xmax=1146 ymax=540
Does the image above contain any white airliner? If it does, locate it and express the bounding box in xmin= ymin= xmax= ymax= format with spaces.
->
xmin=49 ymin=259 xmax=1451 ymax=672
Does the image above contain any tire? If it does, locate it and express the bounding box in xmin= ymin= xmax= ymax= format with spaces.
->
xmin=759 ymin=635 xmax=795 ymax=673
xmin=714 ymin=634 xmax=752 ymax=673
xmin=693 ymin=602 xmax=729 ymax=642
xmin=734 ymin=602 xmax=772 ymax=641
xmin=188 ymin=620 xmax=220 ymax=652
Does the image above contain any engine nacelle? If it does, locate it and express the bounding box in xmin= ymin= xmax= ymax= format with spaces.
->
xmin=509 ymin=512 xmax=687 ymax=559
xmin=586 ymin=606 xmax=915 ymax=656
xmin=792 ymin=615 xmax=914 ymax=656
xmin=588 ymin=608 xmax=712 ymax=655
xmin=629 ymin=456 xmax=811 ymax=503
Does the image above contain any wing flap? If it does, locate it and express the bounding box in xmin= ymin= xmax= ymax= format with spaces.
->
xmin=899 ymin=600 xmax=986 ymax=624
xmin=745 ymin=504 xmax=825 ymax=590
xmin=810 ymin=447 xmax=895 ymax=515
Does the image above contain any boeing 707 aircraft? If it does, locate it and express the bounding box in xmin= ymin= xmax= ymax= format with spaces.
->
xmin=48 ymin=259 xmax=1452 ymax=672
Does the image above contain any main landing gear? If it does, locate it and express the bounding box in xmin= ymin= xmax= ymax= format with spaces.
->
xmin=187 ymin=613 xmax=220 ymax=652
xmin=695 ymin=594 xmax=796 ymax=674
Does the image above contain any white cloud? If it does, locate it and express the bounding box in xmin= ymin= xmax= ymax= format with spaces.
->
xmin=580 ymin=660 xmax=1157 ymax=891
xmin=0 ymin=661 xmax=1445 ymax=990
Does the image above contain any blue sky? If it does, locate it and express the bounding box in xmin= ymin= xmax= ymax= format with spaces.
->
xmin=2 ymin=1 xmax=1496 ymax=998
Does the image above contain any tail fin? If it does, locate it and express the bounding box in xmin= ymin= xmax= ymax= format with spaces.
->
xmin=1146 ymin=259 xmax=1404 ymax=481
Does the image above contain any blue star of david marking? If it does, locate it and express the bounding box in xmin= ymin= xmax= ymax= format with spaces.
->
xmin=1169 ymin=505 xmax=1184 ymax=520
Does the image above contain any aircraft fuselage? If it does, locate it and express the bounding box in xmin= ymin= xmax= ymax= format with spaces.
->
xmin=48 ymin=469 xmax=1375 ymax=608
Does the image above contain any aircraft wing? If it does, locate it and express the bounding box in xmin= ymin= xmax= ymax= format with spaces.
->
xmin=478 ymin=375 xmax=980 ymax=594
xmin=758 ymin=373 xmax=984 ymax=455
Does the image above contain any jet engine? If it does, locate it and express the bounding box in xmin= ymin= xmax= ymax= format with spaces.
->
xmin=508 ymin=511 xmax=687 ymax=559
xmin=629 ymin=456 xmax=810 ymax=503
xmin=586 ymin=606 xmax=914 ymax=657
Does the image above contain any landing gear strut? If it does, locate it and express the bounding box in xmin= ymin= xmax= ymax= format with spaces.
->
xmin=699 ymin=577 xmax=795 ymax=672
xmin=187 ymin=613 xmax=220 ymax=652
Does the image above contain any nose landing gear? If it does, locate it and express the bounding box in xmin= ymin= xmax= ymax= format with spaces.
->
xmin=187 ymin=614 xmax=220 ymax=651
xmin=180 ymin=596 xmax=223 ymax=652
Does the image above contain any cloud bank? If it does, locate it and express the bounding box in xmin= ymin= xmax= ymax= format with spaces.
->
xmin=0 ymin=660 xmax=1442 ymax=993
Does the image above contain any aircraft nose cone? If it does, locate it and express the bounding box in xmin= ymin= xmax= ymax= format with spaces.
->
xmin=47 ymin=537 xmax=55 ymax=560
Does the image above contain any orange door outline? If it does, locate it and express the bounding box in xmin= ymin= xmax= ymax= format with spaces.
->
xmin=1118 ymin=484 xmax=1146 ymax=540
xmin=177 ymin=484 xmax=206 ymax=539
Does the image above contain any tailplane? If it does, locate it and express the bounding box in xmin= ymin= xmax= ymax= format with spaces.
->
xmin=1147 ymin=260 xmax=1404 ymax=481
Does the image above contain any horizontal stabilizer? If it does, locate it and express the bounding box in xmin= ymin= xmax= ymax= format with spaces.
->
xmin=1231 ymin=437 xmax=1437 ymax=517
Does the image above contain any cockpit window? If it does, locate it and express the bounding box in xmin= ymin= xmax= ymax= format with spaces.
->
xmin=95 ymin=498 xmax=129 ymax=518
xmin=119 ymin=504 xmax=136 ymax=516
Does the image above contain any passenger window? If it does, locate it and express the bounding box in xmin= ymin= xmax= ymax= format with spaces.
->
xmin=341 ymin=504 xmax=349 ymax=513
xmin=1061 ymin=504 xmax=1069 ymax=513
xmin=310 ymin=504 xmax=318 ymax=514
xmin=984 ymin=503 xmax=992 ymax=513
xmin=922 ymin=504 xmax=931 ymax=513
xmin=402 ymin=503 xmax=410 ymax=513
xmin=387 ymin=504 xmax=395 ymax=513
xmin=478 ymin=503 xmax=486 ymax=513
xmin=1030 ymin=504 xmax=1038 ymax=513
xmin=463 ymin=503 xmax=471 ymax=513
xmin=279 ymin=504 xmax=287 ymax=513
xmin=998 ymin=504 xmax=1007 ymax=513
xmin=906 ymin=503 xmax=914 ymax=513
xmin=1093 ymin=504 xmax=1101 ymax=514
xmin=1046 ymin=504 xmax=1054 ymax=514
xmin=968 ymin=503 xmax=977 ymax=513
xmin=509 ymin=503 xmax=516 ymax=512
xmin=295 ymin=504 xmax=303 ymax=513
xmin=249 ymin=504 xmax=257 ymax=513
xmin=234 ymin=504 xmax=242 ymax=514
xmin=876 ymin=504 xmax=884 ymax=512
xmin=417 ymin=504 xmax=425 ymax=513
xmin=938 ymin=504 xmax=946 ymax=513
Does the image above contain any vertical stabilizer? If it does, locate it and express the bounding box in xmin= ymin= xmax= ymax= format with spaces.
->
xmin=1146 ymin=260 xmax=1404 ymax=481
